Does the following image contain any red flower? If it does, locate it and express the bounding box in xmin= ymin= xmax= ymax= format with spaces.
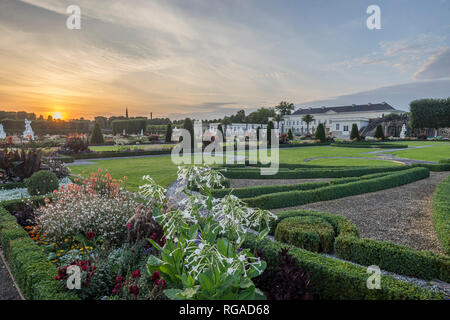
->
xmin=129 ymin=285 xmax=139 ymax=296
xmin=126 ymin=223 xmax=132 ymax=229
xmin=152 ymin=271 xmax=160 ymax=281
xmin=132 ymin=269 xmax=141 ymax=279
xmin=156 ymin=279 xmax=166 ymax=288
xmin=150 ymin=232 xmax=158 ymax=240
xmin=86 ymin=231 xmax=96 ymax=241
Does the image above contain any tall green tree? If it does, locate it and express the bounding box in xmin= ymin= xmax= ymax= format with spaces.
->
xmin=288 ymin=129 xmax=294 ymax=140
xmin=165 ymin=123 xmax=173 ymax=143
xmin=409 ymin=98 xmax=450 ymax=136
xmin=183 ymin=118 xmax=195 ymax=149
xmin=374 ymin=124 xmax=385 ymax=140
xmin=266 ymin=121 xmax=274 ymax=146
xmin=302 ymin=114 xmax=314 ymax=134
xmin=90 ymin=122 xmax=104 ymax=144
xmin=315 ymin=123 xmax=326 ymax=142
xmin=350 ymin=124 xmax=360 ymax=140
xmin=275 ymin=101 xmax=295 ymax=116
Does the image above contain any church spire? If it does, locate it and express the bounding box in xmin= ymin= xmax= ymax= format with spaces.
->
xmin=126 ymin=106 xmax=129 ymax=119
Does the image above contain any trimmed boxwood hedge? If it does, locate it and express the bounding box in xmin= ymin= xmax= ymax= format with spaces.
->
xmin=243 ymin=167 xmax=430 ymax=210
xmin=0 ymin=181 xmax=26 ymax=190
xmin=222 ymin=165 xmax=408 ymax=180
xmin=412 ymin=163 xmax=450 ymax=172
xmin=243 ymin=234 xmax=443 ymax=300
xmin=271 ymin=210 xmax=450 ymax=283
xmin=0 ymin=205 xmax=78 ymax=300
xmin=274 ymin=216 xmax=335 ymax=253
xmin=433 ymin=175 xmax=450 ymax=254
xmin=331 ymin=142 xmax=408 ymax=149
xmin=67 ymin=149 xmax=173 ymax=160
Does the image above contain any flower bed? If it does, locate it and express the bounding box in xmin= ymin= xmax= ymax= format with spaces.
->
xmin=0 ymin=177 xmax=72 ymax=202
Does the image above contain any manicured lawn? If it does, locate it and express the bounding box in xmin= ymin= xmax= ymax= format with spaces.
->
xmin=70 ymin=146 xmax=399 ymax=191
xmin=306 ymin=158 xmax=403 ymax=167
xmin=381 ymin=141 xmax=449 ymax=147
xmin=70 ymin=155 xmax=178 ymax=191
xmin=390 ymin=145 xmax=450 ymax=161
xmin=90 ymin=144 xmax=174 ymax=152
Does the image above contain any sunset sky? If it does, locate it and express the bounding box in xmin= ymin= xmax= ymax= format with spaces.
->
xmin=0 ymin=0 xmax=449 ymax=120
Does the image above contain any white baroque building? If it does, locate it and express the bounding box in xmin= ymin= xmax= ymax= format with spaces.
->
xmin=276 ymin=102 xmax=402 ymax=138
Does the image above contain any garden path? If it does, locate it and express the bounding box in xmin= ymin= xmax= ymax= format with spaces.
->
xmin=0 ymin=249 xmax=23 ymax=300
xmin=273 ymin=172 xmax=450 ymax=254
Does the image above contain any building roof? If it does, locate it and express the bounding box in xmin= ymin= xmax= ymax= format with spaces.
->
xmin=292 ymin=102 xmax=396 ymax=115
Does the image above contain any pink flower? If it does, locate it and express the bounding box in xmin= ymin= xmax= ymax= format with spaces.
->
xmin=152 ymin=271 xmax=160 ymax=281
xmin=132 ymin=270 xmax=141 ymax=279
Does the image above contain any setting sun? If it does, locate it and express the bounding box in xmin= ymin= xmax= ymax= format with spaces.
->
xmin=52 ymin=112 xmax=63 ymax=120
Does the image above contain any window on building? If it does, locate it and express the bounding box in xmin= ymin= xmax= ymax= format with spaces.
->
xmin=336 ymin=124 xmax=340 ymax=130
xmin=343 ymin=125 xmax=349 ymax=132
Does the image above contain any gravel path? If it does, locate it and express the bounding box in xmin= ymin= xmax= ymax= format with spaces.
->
xmin=230 ymin=178 xmax=332 ymax=188
xmin=273 ymin=172 xmax=450 ymax=254
xmin=0 ymin=248 xmax=22 ymax=300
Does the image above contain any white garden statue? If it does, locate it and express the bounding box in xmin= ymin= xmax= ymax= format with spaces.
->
xmin=23 ymin=119 xmax=34 ymax=140
xmin=0 ymin=124 xmax=6 ymax=139
xmin=400 ymin=124 xmax=407 ymax=139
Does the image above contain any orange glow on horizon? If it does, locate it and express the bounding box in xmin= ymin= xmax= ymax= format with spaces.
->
xmin=52 ymin=112 xmax=63 ymax=120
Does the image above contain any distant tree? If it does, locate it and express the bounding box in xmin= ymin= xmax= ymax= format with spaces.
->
xmin=165 ymin=123 xmax=173 ymax=143
xmin=350 ymin=124 xmax=360 ymax=140
xmin=47 ymin=115 xmax=53 ymax=121
xmin=288 ymin=129 xmax=294 ymax=140
xmin=183 ymin=118 xmax=195 ymax=149
xmin=275 ymin=101 xmax=295 ymax=116
xmin=302 ymin=115 xmax=314 ymax=134
xmin=409 ymin=98 xmax=450 ymax=136
xmin=246 ymin=107 xmax=276 ymax=124
xmin=217 ymin=124 xmax=224 ymax=137
xmin=90 ymin=122 xmax=104 ymax=144
xmin=374 ymin=124 xmax=385 ymax=140
xmin=267 ymin=121 xmax=274 ymax=146
xmin=95 ymin=116 xmax=108 ymax=129
xmin=273 ymin=114 xmax=283 ymax=133
xmin=315 ymin=123 xmax=326 ymax=142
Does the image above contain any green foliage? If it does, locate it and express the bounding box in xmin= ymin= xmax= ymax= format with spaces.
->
xmin=243 ymin=234 xmax=442 ymax=300
xmin=90 ymin=122 xmax=104 ymax=144
xmin=165 ymin=123 xmax=173 ymax=143
xmin=242 ymin=167 xmax=429 ymax=209
xmin=1 ymin=119 xmax=89 ymax=135
xmin=270 ymin=209 xmax=450 ymax=282
xmin=287 ymin=129 xmax=293 ymax=140
xmin=374 ymin=124 xmax=385 ymax=139
xmin=350 ymin=124 xmax=360 ymax=140
xmin=275 ymin=101 xmax=295 ymax=116
xmin=315 ymin=123 xmax=326 ymax=142
xmin=223 ymin=165 xmax=408 ymax=180
xmin=26 ymin=170 xmax=59 ymax=196
xmin=409 ymin=98 xmax=450 ymax=129
xmin=111 ymin=119 xmax=147 ymax=135
xmin=302 ymin=115 xmax=314 ymax=134
xmin=331 ymin=142 xmax=407 ymax=149
xmin=183 ymin=118 xmax=195 ymax=149
xmin=274 ymin=216 xmax=335 ymax=253
xmin=433 ymin=175 xmax=450 ymax=254
xmin=0 ymin=206 xmax=78 ymax=300
xmin=266 ymin=121 xmax=274 ymax=146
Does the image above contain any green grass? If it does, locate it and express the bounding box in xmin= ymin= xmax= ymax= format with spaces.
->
xmin=306 ymin=158 xmax=403 ymax=167
xmin=70 ymin=146 xmax=401 ymax=191
xmin=390 ymin=145 xmax=450 ymax=161
xmin=382 ymin=141 xmax=449 ymax=147
xmin=70 ymin=155 xmax=178 ymax=191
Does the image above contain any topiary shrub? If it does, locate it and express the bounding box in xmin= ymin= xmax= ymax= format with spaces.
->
xmin=374 ymin=124 xmax=385 ymax=140
xmin=90 ymin=122 xmax=104 ymax=144
xmin=315 ymin=123 xmax=326 ymax=142
xmin=274 ymin=216 xmax=335 ymax=253
xmin=26 ymin=170 xmax=59 ymax=196
xmin=350 ymin=124 xmax=360 ymax=141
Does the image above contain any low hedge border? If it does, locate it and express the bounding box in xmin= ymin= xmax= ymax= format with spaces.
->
xmin=433 ymin=175 xmax=450 ymax=254
xmin=212 ymin=171 xmax=394 ymax=199
xmin=271 ymin=210 xmax=450 ymax=283
xmin=331 ymin=142 xmax=408 ymax=149
xmin=412 ymin=163 xmax=450 ymax=172
xmin=244 ymin=233 xmax=443 ymax=300
xmin=222 ymin=165 xmax=408 ymax=180
xmin=242 ymin=167 xmax=430 ymax=209
xmin=65 ymin=148 xmax=174 ymax=160
xmin=0 ymin=182 xmax=26 ymax=190
xmin=0 ymin=205 xmax=78 ymax=300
